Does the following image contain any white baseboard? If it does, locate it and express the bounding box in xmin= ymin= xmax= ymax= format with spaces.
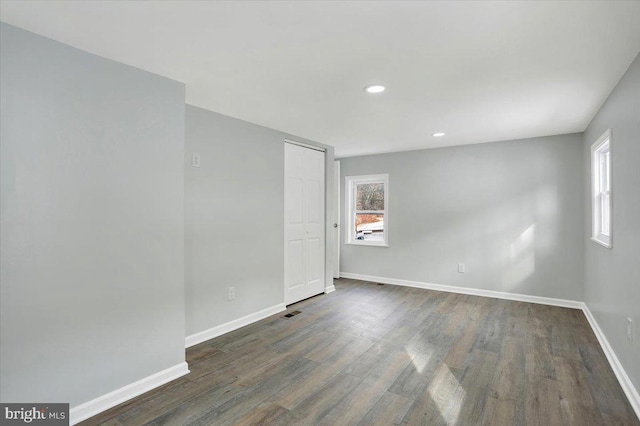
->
xmin=325 ymin=285 xmax=336 ymax=294
xmin=339 ymin=272 xmax=583 ymax=309
xmin=185 ymin=303 xmax=286 ymax=348
xmin=581 ymin=305 xmax=640 ymax=419
xmin=70 ymin=362 xmax=189 ymax=425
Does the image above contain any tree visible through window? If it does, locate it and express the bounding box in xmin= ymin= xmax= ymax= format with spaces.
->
xmin=346 ymin=174 xmax=389 ymax=246
xmin=355 ymin=183 xmax=385 ymax=242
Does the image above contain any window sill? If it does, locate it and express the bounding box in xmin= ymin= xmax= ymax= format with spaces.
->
xmin=345 ymin=242 xmax=389 ymax=247
xmin=590 ymin=237 xmax=612 ymax=249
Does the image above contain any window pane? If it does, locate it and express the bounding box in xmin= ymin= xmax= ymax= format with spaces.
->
xmin=602 ymin=193 xmax=610 ymax=236
xmin=355 ymin=213 xmax=384 ymax=242
xmin=356 ymin=183 xmax=384 ymax=210
xmin=605 ymin=151 xmax=610 ymax=192
xmin=600 ymin=152 xmax=609 ymax=193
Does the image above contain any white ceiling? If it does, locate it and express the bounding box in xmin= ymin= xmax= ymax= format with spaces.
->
xmin=2 ymin=1 xmax=640 ymax=157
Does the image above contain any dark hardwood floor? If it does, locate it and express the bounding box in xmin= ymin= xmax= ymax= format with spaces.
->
xmin=81 ymin=278 xmax=639 ymax=425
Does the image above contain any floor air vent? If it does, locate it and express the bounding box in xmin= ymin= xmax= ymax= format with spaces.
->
xmin=283 ymin=310 xmax=302 ymax=318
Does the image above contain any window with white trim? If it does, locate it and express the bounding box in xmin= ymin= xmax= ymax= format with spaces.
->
xmin=345 ymin=174 xmax=389 ymax=246
xmin=591 ymin=129 xmax=612 ymax=248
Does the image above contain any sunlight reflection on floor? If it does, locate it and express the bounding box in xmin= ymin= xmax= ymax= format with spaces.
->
xmin=429 ymin=364 xmax=465 ymax=424
xmin=404 ymin=341 xmax=434 ymax=374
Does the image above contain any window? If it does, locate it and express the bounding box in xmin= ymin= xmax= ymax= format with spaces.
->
xmin=345 ymin=174 xmax=389 ymax=246
xmin=591 ymin=129 xmax=612 ymax=248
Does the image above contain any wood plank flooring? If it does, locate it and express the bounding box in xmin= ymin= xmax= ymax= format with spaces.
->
xmin=81 ymin=278 xmax=639 ymax=425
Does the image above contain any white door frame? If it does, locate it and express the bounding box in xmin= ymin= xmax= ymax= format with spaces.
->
xmin=333 ymin=161 xmax=340 ymax=279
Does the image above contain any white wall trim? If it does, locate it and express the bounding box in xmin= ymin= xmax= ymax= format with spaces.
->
xmin=284 ymin=138 xmax=326 ymax=152
xmin=185 ymin=303 xmax=286 ymax=348
xmin=581 ymin=304 xmax=640 ymax=420
xmin=339 ymin=272 xmax=583 ymax=308
xmin=325 ymin=285 xmax=336 ymax=294
xmin=70 ymin=362 xmax=189 ymax=425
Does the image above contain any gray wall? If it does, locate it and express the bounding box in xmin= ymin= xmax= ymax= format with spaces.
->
xmin=583 ymin=53 xmax=640 ymax=392
xmin=0 ymin=24 xmax=186 ymax=405
xmin=340 ymin=133 xmax=584 ymax=301
xmin=185 ymin=105 xmax=334 ymax=337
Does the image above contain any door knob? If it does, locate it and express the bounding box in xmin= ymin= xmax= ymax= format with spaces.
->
xmin=333 ymin=223 xmax=338 ymax=228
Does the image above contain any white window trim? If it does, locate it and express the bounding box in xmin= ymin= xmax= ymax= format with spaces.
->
xmin=591 ymin=129 xmax=612 ymax=249
xmin=345 ymin=174 xmax=389 ymax=247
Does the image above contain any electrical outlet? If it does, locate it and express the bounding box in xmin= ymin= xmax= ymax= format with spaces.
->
xmin=458 ymin=263 xmax=465 ymax=273
xmin=228 ymin=286 xmax=236 ymax=301
xmin=192 ymin=153 xmax=201 ymax=167
xmin=627 ymin=317 xmax=633 ymax=342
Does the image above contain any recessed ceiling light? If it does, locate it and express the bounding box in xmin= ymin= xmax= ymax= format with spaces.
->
xmin=364 ymin=85 xmax=385 ymax=94
xmin=432 ymin=132 xmax=445 ymax=137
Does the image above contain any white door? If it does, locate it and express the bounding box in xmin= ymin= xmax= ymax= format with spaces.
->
xmin=333 ymin=161 xmax=340 ymax=278
xmin=285 ymin=142 xmax=325 ymax=305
